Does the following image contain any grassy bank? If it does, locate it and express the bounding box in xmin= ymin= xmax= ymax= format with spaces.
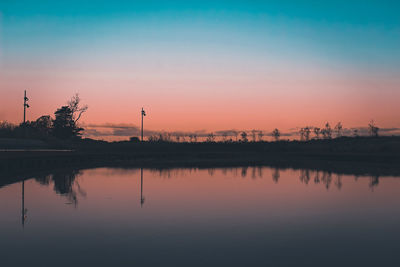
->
xmin=1 ymin=136 xmax=400 ymax=176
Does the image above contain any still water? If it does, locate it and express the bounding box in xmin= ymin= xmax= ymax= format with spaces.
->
xmin=1 ymin=167 xmax=399 ymax=266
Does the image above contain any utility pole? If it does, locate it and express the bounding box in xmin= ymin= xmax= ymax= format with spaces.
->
xmin=141 ymin=107 xmax=146 ymax=141
xmin=23 ymin=90 xmax=30 ymax=124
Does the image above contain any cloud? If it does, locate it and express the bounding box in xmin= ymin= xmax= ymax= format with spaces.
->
xmin=83 ymin=128 xmax=108 ymax=137
xmin=84 ymin=123 xmax=139 ymax=129
xmin=82 ymin=123 xmax=153 ymax=138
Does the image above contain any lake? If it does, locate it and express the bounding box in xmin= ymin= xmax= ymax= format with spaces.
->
xmin=1 ymin=166 xmax=400 ymax=266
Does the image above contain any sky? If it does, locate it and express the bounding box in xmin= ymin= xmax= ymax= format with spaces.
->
xmin=0 ymin=0 xmax=399 ymax=139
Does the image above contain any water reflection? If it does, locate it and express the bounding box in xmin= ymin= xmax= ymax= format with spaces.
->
xmin=140 ymin=168 xmax=145 ymax=207
xmin=7 ymin=166 xmax=389 ymax=206
xmin=146 ymin=167 xmax=384 ymax=192
xmin=21 ymin=181 xmax=27 ymax=227
xmin=1 ymin=165 xmax=400 ymax=267
xmin=34 ymin=170 xmax=84 ymax=206
xmin=1 ymin=166 xmax=391 ymax=230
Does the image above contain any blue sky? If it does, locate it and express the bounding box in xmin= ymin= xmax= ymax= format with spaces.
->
xmin=0 ymin=1 xmax=399 ymax=132
xmin=1 ymin=0 xmax=399 ymax=71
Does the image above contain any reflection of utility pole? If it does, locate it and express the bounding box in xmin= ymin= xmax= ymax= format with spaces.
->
xmin=140 ymin=168 xmax=145 ymax=207
xmin=21 ymin=180 xmax=27 ymax=228
xmin=141 ymin=108 xmax=146 ymax=141
xmin=23 ymin=90 xmax=30 ymax=124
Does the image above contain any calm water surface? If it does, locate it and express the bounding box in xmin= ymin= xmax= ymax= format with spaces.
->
xmin=1 ymin=167 xmax=399 ymax=266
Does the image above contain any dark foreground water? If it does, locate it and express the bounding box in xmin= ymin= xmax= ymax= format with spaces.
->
xmin=1 ymin=167 xmax=399 ymax=267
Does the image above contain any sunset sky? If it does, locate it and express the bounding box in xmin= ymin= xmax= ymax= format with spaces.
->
xmin=0 ymin=1 xmax=399 ymax=139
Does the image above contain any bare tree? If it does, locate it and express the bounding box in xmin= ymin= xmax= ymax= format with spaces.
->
xmin=251 ymin=129 xmax=257 ymax=142
xmin=368 ymin=120 xmax=379 ymax=137
xmin=321 ymin=122 xmax=332 ymax=139
xmin=222 ymin=132 xmax=228 ymax=142
xmin=369 ymin=175 xmax=380 ymax=190
xmin=68 ymin=94 xmax=88 ymax=123
xmin=232 ymin=131 xmax=238 ymax=142
xmin=299 ymin=128 xmax=305 ymax=141
xmin=304 ymin=127 xmax=311 ymax=141
xmin=272 ymin=128 xmax=280 ymax=141
xmin=299 ymin=127 xmax=310 ymax=141
xmin=257 ymin=131 xmax=264 ymax=142
xmin=334 ymin=122 xmax=343 ymax=138
xmin=166 ymin=132 xmax=172 ymax=142
xmin=335 ymin=174 xmax=343 ymax=190
xmin=272 ymin=168 xmax=280 ymax=183
xmin=240 ymin=131 xmax=248 ymax=142
xmin=313 ymin=127 xmax=321 ymax=139
xmin=206 ymin=132 xmax=215 ymax=142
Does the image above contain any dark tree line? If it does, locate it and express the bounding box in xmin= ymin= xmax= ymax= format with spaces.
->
xmin=0 ymin=94 xmax=87 ymax=140
xmin=144 ymin=121 xmax=381 ymax=143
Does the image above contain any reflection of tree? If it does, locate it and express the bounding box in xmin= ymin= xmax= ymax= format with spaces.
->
xmin=272 ymin=168 xmax=280 ymax=183
xmin=299 ymin=170 xmax=310 ymax=185
xmin=241 ymin=167 xmax=248 ymax=178
xmin=314 ymin=171 xmax=320 ymax=184
xmin=257 ymin=167 xmax=263 ymax=178
xmin=251 ymin=168 xmax=257 ymax=179
xmin=335 ymin=175 xmax=343 ymax=190
xmin=34 ymin=170 xmax=84 ymax=207
xmin=35 ymin=174 xmax=52 ymax=186
xmin=369 ymin=175 xmax=380 ymax=190
xmin=321 ymin=172 xmax=332 ymax=190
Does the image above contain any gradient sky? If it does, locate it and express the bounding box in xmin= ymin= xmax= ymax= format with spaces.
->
xmin=0 ymin=0 xmax=399 ymax=138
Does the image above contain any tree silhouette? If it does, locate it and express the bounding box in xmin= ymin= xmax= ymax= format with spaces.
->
xmin=257 ymin=131 xmax=264 ymax=141
xmin=232 ymin=131 xmax=238 ymax=142
xmin=206 ymin=132 xmax=215 ymax=142
xmin=272 ymin=128 xmax=280 ymax=141
xmin=334 ymin=122 xmax=343 ymax=138
xmin=240 ymin=131 xmax=248 ymax=142
xmin=313 ymin=127 xmax=321 ymax=139
xmin=321 ymin=122 xmax=332 ymax=139
xmin=53 ymin=106 xmax=83 ymax=139
xmin=222 ymin=132 xmax=228 ymax=142
xmin=299 ymin=127 xmax=311 ymax=141
xmin=304 ymin=127 xmax=311 ymax=141
xmin=299 ymin=128 xmax=305 ymax=141
xmin=368 ymin=120 xmax=379 ymax=137
xmin=251 ymin=129 xmax=257 ymax=142
xmin=31 ymin=115 xmax=52 ymax=137
xmin=0 ymin=121 xmax=15 ymax=137
xmin=52 ymin=94 xmax=87 ymax=140
xmin=68 ymin=94 xmax=88 ymax=123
